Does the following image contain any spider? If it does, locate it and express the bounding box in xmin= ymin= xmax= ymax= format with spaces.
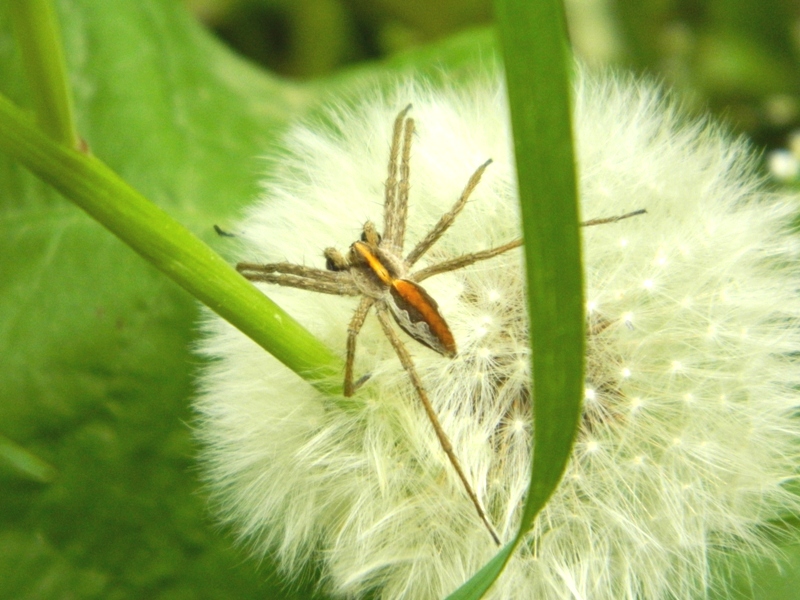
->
xmin=236 ymin=105 xmax=645 ymax=545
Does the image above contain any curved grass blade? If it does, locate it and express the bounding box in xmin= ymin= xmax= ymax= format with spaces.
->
xmin=447 ymin=0 xmax=582 ymax=597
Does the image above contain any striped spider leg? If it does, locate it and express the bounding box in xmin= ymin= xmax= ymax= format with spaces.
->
xmin=236 ymin=106 xmax=646 ymax=546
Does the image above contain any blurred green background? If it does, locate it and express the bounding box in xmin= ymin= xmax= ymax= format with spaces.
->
xmin=190 ymin=0 xmax=800 ymax=150
xmin=2 ymin=1 xmax=800 ymax=599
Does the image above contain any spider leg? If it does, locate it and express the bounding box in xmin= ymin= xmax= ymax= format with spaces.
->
xmin=383 ymin=105 xmax=413 ymax=252
xmin=393 ymin=115 xmax=414 ymax=252
xmin=405 ymin=158 xmax=493 ymax=268
xmin=344 ymin=296 xmax=376 ymax=396
xmin=410 ymin=209 xmax=646 ymax=282
xmin=411 ymin=239 xmax=523 ymax=282
xmin=238 ymin=262 xmax=342 ymax=280
xmin=241 ymin=273 xmax=360 ymax=295
xmin=580 ymin=208 xmax=646 ymax=227
xmin=237 ymin=262 xmax=359 ymax=295
xmin=374 ymin=306 xmax=501 ymax=546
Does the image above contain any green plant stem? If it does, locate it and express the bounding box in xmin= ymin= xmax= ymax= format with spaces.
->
xmin=448 ymin=0 xmax=580 ymax=598
xmin=0 ymin=92 xmax=343 ymax=397
xmin=8 ymin=0 xmax=79 ymax=147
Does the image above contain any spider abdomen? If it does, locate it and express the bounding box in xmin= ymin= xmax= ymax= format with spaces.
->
xmin=388 ymin=279 xmax=457 ymax=357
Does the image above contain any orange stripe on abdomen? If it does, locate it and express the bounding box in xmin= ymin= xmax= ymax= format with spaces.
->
xmin=390 ymin=279 xmax=456 ymax=357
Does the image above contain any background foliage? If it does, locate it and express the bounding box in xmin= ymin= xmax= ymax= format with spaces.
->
xmin=194 ymin=0 xmax=800 ymax=150
xmin=1 ymin=0 xmax=799 ymax=598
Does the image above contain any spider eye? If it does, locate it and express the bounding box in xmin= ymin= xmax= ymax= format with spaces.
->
xmin=360 ymin=230 xmax=382 ymax=244
xmin=326 ymin=257 xmax=343 ymax=271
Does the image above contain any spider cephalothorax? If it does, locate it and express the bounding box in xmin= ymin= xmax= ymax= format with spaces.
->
xmin=324 ymin=219 xmax=457 ymax=358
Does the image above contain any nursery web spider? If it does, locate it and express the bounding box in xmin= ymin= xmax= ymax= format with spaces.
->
xmin=237 ymin=106 xmax=645 ymax=545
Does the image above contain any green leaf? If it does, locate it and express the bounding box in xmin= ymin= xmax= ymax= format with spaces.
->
xmin=715 ymin=542 xmax=800 ymax=600
xmin=447 ymin=0 xmax=580 ymax=598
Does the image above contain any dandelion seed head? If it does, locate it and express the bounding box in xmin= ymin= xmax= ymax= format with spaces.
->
xmin=195 ymin=67 xmax=800 ymax=599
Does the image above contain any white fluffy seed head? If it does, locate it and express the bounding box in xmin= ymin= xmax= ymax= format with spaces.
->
xmin=195 ymin=67 xmax=800 ymax=599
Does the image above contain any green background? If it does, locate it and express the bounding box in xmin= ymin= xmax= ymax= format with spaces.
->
xmin=1 ymin=1 xmax=799 ymax=598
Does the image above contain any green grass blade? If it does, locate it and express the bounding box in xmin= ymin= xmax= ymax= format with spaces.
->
xmin=445 ymin=542 xmax=516 ymax=600
xmin=447 ymin=0 xmax=580 ymax=597
xmin=498 ymin=0 xmax=582 ymax=531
